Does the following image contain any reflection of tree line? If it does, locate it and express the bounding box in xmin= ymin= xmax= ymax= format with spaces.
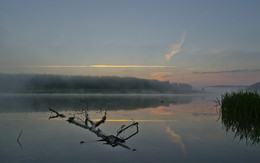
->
xmin=0 ymin=95 xmax=192 ymax=112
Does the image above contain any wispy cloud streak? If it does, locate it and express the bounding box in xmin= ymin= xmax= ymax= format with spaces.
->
xmin=1 ymin=65 xmax=175 ymax=68
xmin=165 ymin=31 xmax=186 ymax=61
xmin=193 ymin=69 xmax=260 ymax=74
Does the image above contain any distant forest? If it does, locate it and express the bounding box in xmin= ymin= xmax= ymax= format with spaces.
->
xmin=0 ymin=74 xmax=194 ymax=93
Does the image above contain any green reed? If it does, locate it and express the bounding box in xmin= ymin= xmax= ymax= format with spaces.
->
xmin=220 ymin=91 xmax=260 ymax=145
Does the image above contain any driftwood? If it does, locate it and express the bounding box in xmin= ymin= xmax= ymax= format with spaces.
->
xmin=49 ymin=108 xmax=138 ymax=151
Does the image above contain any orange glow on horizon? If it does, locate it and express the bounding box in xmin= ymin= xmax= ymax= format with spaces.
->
xmin=149 ymin=72 xmax=174 ymax=81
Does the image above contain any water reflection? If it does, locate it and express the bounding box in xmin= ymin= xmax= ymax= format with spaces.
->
xmin=221 ymin=111 xmax=260 ymax=146
xmin=1 ymin=93 xmax=260 ymax=162
xmin=166 ymin=126 xmax=186 ymax=153
xmin=0 ymin=94 xmax=192 ymax=112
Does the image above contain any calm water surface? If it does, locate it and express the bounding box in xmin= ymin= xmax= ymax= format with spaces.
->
xmin=0 ymin=88 xmax=259 ymax=162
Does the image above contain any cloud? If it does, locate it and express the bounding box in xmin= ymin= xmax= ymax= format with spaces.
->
xmin=166 ymin=126 xmax=186 ymax=153
xmin=186 ymin=67 xmax=204 ymax=70
xmin=208 ymin=49 xmax=226 ymax=55
xmin=0 ymin=65 xmax=175 ymax=68
xmin=165 ymin=31 xmax=186 ymax=61
xmin=193 ymin=69 xmax=260 ymax=74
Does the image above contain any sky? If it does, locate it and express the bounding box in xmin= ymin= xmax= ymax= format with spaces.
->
xmin=1 ymin=0 xmax=260 ymax=86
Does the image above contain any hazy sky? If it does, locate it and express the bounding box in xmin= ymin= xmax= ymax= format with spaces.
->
xmin=1 ymin=0 xmax=260 ymax=86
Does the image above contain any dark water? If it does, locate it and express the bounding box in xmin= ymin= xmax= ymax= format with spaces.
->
xmin=0 ymin=90 xmax=260 ymax=162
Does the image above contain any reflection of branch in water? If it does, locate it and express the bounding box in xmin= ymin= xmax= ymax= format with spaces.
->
xmin=49 ymin=108 xmax=138 ymax=150
xmin=117 ymin=121 xmax=139 ymax=141
xmin=17 ymin=130 xmax=23 ymax=148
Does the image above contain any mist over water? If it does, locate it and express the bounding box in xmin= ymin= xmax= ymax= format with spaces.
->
xmin=0 ymin=87 xmax=260 ymax=162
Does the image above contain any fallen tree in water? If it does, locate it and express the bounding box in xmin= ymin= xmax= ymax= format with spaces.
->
xmin=49 ymin=108 xmax=139 ymax=150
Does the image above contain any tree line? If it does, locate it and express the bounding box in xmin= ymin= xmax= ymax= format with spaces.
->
xmin=0 ymin=73 xmax=193 ymax=93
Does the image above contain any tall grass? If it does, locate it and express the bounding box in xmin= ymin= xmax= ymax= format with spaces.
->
xmin=220 ymin=91 xmax=260 ymax=145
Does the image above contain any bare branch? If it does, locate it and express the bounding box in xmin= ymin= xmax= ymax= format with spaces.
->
xmin=49 ymin=107 xmax=66 ymax=119
xmin=95 ymin=112 xmax=107 ymax=127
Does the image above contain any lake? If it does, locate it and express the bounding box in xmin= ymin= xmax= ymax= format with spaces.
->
xmin=1 ymin=87 xmax=260 ymax=162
